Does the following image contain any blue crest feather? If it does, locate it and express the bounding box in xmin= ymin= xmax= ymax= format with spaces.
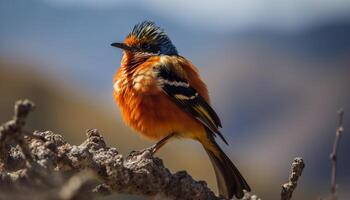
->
xmin=129 ymin=21 xmax=178 ymax=55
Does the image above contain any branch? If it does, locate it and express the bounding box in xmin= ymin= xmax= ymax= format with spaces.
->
xmin=0 ymin=100 xmax=223 ymax=200
xmin=329 ymin=109 xmax=345 ymax=200
xmin=281 ymin=157 xmax=305 ymax=200
xmin=1 ymin=99 xmax=307 ymax=200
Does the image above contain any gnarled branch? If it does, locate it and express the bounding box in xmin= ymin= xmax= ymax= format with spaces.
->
xmin=0 ymin=100 xmax=223 ymax=200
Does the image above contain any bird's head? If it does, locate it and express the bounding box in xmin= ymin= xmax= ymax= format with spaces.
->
xmin=111 ymin=21 xmax=178 ymax=56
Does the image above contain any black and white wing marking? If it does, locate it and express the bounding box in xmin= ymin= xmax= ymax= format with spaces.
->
xmin=157 ymin=66 xmax=227 ymax=144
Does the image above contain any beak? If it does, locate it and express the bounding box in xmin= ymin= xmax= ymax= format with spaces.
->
xmin=111 ymin=42 xmax=133 ymax=51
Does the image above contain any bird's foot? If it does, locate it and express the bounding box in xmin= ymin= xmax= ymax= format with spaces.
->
xmin=144 ymin=144 xmax=158 ymax=155
xmin=129 ymin=133 xmax=175 ymax=157
xmin=129 ymin=144 xmax=157 ymax=157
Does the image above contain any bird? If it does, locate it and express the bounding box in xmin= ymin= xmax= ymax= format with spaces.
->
xmin=111 ymin=21 xmax=250 ymax=199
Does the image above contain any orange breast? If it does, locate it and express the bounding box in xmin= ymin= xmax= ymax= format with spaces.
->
xmin=116 ymin=91 xmax=204 ymax=140
xmin=113 ymin=55 xmax=207 ymax=140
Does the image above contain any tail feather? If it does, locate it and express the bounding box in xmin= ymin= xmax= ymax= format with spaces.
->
xmin=202 ymin=135 xmax=250 ymax=199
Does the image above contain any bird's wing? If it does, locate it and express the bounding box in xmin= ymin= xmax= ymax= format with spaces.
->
xmin=156 ymin=64 xmax=228 ymax=144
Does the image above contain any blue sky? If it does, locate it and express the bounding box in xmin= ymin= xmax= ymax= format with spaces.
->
xmin=41 ymin=0 xmax=350 ymax=31
xmin=1 ymin=0 xmax=350 ymax=94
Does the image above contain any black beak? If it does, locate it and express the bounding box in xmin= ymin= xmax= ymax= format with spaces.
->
xmin=111 ymin=42 xmax=133 ymax=51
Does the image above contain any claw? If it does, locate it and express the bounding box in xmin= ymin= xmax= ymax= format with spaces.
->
xmin=145 ymin=144 xmax=158 ymax=155
xmin=129 ymin=133 xmax=175 ymax=157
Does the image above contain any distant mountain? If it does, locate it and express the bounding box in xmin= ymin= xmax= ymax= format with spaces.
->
xmin=226 ymin=19 xmax=350 ymax=58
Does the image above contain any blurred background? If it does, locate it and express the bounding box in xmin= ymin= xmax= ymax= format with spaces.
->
xmin=0 ymin=0 xmax=349 ymax=199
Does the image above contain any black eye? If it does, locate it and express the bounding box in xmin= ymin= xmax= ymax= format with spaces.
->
xmin=141 ymin=43 xmax=159 ymax=53
xmin=141 ymin=43 xmax=151 ymax=50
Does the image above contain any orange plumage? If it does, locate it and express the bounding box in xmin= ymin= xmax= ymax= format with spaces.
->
xmin=114 ymin=55 xmax=208 ymax=141
xmin=112 ymin=21 xmax=250 ymax=199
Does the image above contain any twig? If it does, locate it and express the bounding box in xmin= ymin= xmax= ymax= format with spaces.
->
xmin=281 ymin=157 xmax=305 ymax=200
xmin=0 ymin=99 xmax=35 ymax=171
xmin=329 ymin=109 xmax=344 ymax=199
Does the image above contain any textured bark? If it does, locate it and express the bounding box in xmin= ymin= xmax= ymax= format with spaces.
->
xmin=281 ymin=157 xmax=305 ymax=200
xmin=0 ymin=100 xmax=227 ymax=200
xmin=2 ymin=100 xmax=312 ymax=200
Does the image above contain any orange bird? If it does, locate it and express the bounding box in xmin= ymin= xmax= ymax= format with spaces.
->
xmin=111 ymin=21 xmax=250 ymax=199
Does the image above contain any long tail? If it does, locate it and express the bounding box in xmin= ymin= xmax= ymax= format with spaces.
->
xmin=201 ymin=132 xmax=250 ymax=199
